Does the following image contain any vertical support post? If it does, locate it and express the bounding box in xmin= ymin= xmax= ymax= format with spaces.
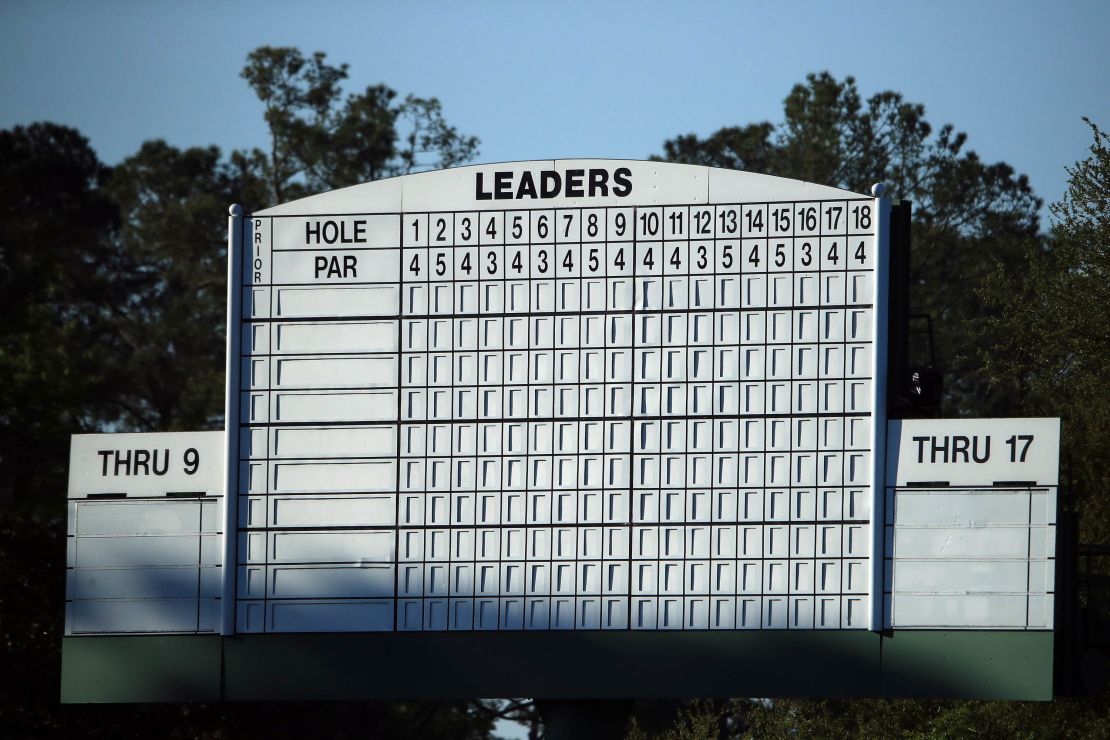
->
xmin=222 ymin=204 xmax=244 ymax=636
xmin=869 ymin=187 xmax=891 ymax=632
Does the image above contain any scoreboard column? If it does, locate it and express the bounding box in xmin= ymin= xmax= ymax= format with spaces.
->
xmin=234 ymin=214 xmax=403 ymax=633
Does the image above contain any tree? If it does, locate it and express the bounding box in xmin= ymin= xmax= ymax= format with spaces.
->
xmin=656 ymin=72 xmax=1042 ymax=416
xmin=0 ymin=123 xmax=124 ymax=511
xmin=980 ymin=119 xmax=1110 ymax=543
xmin=240 ymin=46 xmax=479 ymax=205
xmin=105 ymin=139 xmax=265 ymax=432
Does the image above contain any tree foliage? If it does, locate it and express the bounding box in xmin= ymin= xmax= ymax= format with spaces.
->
xmin=240 ymin=46 xmax=479 ymax=205
xmin=980 ymin=119 xmax=1110 ymax=542
xmin=657 ymin=72 xmax=1042 ymax=415
xmin=0 ymin=123 xmax=123 ymax=509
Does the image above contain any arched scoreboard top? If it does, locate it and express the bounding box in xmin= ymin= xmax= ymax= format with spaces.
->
xmin=254 ymin=159 xmax=870 ymax=216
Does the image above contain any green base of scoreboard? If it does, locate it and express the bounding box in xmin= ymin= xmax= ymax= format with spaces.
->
xmin=60 ymin=630 xmax=1053 ymax=703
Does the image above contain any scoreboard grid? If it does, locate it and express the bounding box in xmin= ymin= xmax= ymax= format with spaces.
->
xmin=233 ymin=189 xmax=881 ymax=634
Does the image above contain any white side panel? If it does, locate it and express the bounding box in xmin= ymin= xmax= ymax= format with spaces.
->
xmin=74 ymin=500 xmax=201 ymax=536
xmin=893 ymin=490 xmax=1035 ymax=527
xmin=893 ymin=593 xmax=1031 ymax=628
xmin=74 ymin=536 xmax=203 ymax=568
xmin=71 ymin=567 xmax=202 ymax=599
xmin=894 ymin=527 xmax=1033 ymax=559
xmin=892 ymin=560 xmax=1031 ymax=593
xmin=68 ymin=431 xmax=224 ymax=499
xmin=887 ymin=418 xmax=1060 ymax=486
xmin=69 ymin=599 xmax=201 ymax=634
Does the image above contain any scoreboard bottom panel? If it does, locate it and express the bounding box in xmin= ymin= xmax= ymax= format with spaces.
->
xmin=60 ymin=630 xmax=1054 ymax=702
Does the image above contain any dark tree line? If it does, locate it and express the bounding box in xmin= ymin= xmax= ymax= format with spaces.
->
xmin=1 ymin=52 xmax=1107 ymax=738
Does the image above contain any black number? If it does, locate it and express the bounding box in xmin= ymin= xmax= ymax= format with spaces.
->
xmin=563 ymin=213 xmax=574 ymax=238
xmin=800 ymin=242 xmax=812 ymax=267
xmin=537 ymin=214 xmax=549 ymax=239
xmin=411 ymin=218 xmax=419 ymax=241
xmin=797 ymin=206 xmax=816 ymax=231
xmin=825 ymin=206 xmax=842 ymax=230
xmin=852 ymin=204 xmax=872 ymax=230
xmin=436 ymin=252 xmax=447 ymax=276
xmin=669 ymin=246 xmax=682 ymax=270
xmin=511 ymin=250 xmax=523 ymax=273
xmin=460 ymin=217 xmax=472 ymax=241
xmin=854 ymin=240 xmax=866 ymax=264
xmin=1006 ymin=434 xmax=1034 ymax=462
xmin=668 ymin=211 xmax=684 ymax=235
xmin=183 ymin=448 xmax=199 ymax=475
xmin=587 ymin=213 xmax=599 ymax=238
xmin=459 ymin=252 xmax=470 ymax=275
xmin=719 ymin=208 xmax=738 ymax=234
xmin=435 ymin=217 xmax=447 ymax=242
xmin=537 ymin=249 xmax=548 ymax=273
xmin=639 ymin=211 xmax=659 ymax=236
xmin=745 ymin=208 xmax=764 ymax=233
xmin=773 ymin=207 xmax=791 ymax=233
xmin=588 ymin=247 xmax=599 ymax=272
xmin=614 ymin=213 xmax=626 ymax=237
xmin=562 ymin=249 xmax=574 ymax=271
xmin=408 ymin=252 xmax=420 ymax=275
xmin=613 ymin=248 xmax=626 ymax=270
xmin=721 ymin=244 xmax=733 ymax=270
xmin=694 ymin=209 xmax=711 ymax=235
xmin=511 ymin=215 xmax=523 ymax=239
xmin=643 ymin=246 xmax=655 ymax=270
xmin=774 ymin=243 xmax=786 ymax=267
xmin=696 ymin=245 xmax=708 ymax=270
xmin=826 ymin=242 xmax=839 ymax=264
xmin=486 ymin=250 xmax=497 ymax=275
xmin=747 ymin=244 xmax=760 ymax=268
xmin=485 ymin=216 xmax=497 ymax=239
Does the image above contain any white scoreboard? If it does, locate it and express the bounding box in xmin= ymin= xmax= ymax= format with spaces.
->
xmin=226 ymin=160 xmax=889 ymax=634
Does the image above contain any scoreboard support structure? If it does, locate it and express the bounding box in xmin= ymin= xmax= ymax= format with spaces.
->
xmin=60 ymin=161 xmax=1060 ymax=703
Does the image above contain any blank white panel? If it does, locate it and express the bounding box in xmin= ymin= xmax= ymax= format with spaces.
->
xmin=274 ymin=321 xmax=397 ymax=353
xmin=894 ymin=527 xmax=1031 ymax=559
xmin=272 ymin=460 xmax=396 ymax=493
xmin=71 ymin=567 xmax=200 ymax=600
xmin=895 ymin=491 xmax=1034 ymax=527
xmin=274 ymin=356 xmax=397 ymax=388
xmin=272 ymin=426 xmax=396 ymax=458
xmin=268 ymin=599 xmax=394 ymax=632
xmin=70 ymin=598 xmax=199 ymax=634
xmin=269 ymin=565 xmax=394 ymax=598
xmin=892 ymin=559 xmax=1034 ymax=593
xmin=75 ymin=536 xmax=201 ymax=567
xmin=275 ymin=285 xmax=399 ymax=317
xmin=270 ymin=495 xmax=395 ymax=527
xmin=893 ymin=593 xmax=1031 ymax=628
xmin=75 ymin=501 xmax=200 ymax=536
xmin=270 ymin=530 xmax=394 ymax=562
xmin=273 ymin=391 xmax=397 ymax=422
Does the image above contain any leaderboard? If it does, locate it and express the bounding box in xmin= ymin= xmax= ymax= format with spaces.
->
xmin=231 ymin=161 xmax=885 ymax=633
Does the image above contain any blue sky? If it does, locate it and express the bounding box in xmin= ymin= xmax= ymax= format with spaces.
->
xmin=2 ymin=0 xmax=1107 ymax=228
